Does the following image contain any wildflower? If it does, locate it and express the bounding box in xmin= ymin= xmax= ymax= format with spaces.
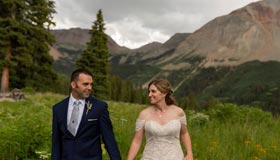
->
xmin=244 ymin=140 xmax=250 ymax=145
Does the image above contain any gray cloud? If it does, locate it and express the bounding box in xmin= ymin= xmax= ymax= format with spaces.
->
xmin=53 ymin=0 xmax=259 ymax=49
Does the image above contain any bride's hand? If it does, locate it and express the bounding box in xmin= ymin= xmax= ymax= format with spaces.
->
xmin=184 ymin=154 xmax=193 ymax=160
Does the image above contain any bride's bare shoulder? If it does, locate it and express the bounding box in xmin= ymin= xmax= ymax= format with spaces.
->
xmin=170 ymin=105 xmax=185 ymax=117
xmin=138 ymin=106 xmax=154 ymax=119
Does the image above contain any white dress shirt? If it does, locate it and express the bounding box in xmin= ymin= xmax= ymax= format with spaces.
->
xmin=67 ymin=94 xmax=85 ymax=134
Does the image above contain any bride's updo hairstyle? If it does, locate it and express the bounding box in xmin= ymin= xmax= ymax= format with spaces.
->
xmin=148 ymin=79 xmax=176 ymax=105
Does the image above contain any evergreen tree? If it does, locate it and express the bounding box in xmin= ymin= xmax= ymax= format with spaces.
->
xmin=110 ymin=75 xmax=147 ymax=104
xmin=179 ymin=96 xmax=199 ymax=111
xmin=76 ymin=9 xmax=110 ymax=99
xmin=110 ymin=75 xmax=122 ymax=101
xmin=0 ymin=0 xmax=57 ymax=92
xmin=132 ymin=85 xmax=144 ymax=104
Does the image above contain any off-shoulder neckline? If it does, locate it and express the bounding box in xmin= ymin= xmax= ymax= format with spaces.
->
xmin=137 ymin=115 xmax=186 ymax=126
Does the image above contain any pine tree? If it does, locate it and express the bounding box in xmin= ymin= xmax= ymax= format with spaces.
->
xmin=0 ymin=0 xmax=19 ymax=95
xmin=132 ymin=85 xmax=144 ymax=104
xmin=109 ymin=75 xmax=122 ymax=101
xmin=76 ymin=9 xmax=110 ymax=99
xmin=0 ymin=0 xmax=57 ymax=93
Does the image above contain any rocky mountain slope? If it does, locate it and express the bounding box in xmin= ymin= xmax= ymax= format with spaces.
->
xmin=113 ymin=0 xmax=280 ymax=69
xmin=173 ymin=0 xmax=280 ymax=68
xmin=50 ymin=28 xmax=130 ymax=56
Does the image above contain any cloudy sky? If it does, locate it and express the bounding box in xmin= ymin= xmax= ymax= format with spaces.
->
xmin=52 ymin=0 xmax=259 ymax=49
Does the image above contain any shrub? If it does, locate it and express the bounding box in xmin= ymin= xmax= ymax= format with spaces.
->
xmin=188 ymin=112 xmax=210 ymax=126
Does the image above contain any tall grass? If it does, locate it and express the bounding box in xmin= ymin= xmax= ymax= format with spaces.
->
xmin=0 ymin=92 xmax=63 ymax=159
xmin=103 ymin=101 xmax=145 ymax=160
xmin=0 ymin=93 xmax=279 ymax=159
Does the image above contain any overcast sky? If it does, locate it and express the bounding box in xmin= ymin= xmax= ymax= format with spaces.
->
xmin=52 ymin=0 xmax=259 ymax=49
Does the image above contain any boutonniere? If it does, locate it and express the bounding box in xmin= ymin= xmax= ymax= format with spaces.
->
xmin=86 ymin=101 xmax=93 ymax=115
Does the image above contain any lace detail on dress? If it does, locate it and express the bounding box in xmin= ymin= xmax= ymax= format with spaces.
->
xmin=138 ymin=116 xmax=187 ymax=160
xmin=180 ymin=115 xmax=187 ymax=125
xmin=135 ymin=119 xmax=146 ymax=131
xmin=142 ymin=120 xmax=184 ymax=160
xmin=136 ymin=116 xmax=186 ymax=131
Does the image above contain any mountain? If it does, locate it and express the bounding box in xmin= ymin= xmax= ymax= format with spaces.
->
xmin=50 ymin=28 xmax=130 ymax=55
xmin=50 ymin=28 xmax=190 ymax=75
xmin=173 ymin=0 xmax=280 ymax=68
xmin=108 ymin=0 xmax=280 ymax=88
xmin=114 ymin=0 xmax=280 ymax=68
xmin=49 ymin=0 xmax=280 ymax=114
xmin=110 ymin=33 xmax=190 ymax=65
xmin=50 ymin=28 xmax=131 ymax=74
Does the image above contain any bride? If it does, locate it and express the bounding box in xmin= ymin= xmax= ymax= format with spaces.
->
xmin=127 ymin=79 xmax=193 ymax=160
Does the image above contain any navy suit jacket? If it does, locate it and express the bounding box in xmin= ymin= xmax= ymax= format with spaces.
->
xmin=52 ymin=96 xmax=121 ymax=160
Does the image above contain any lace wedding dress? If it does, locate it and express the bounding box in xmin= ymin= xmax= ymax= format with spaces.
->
xmin=136 ymin=116 xmax=186 ymax=160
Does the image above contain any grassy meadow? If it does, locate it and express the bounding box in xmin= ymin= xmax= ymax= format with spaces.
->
xmin=0 ymin=92 xmax=279 ymax=160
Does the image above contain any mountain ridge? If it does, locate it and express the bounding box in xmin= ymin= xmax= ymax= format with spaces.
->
xmin=163 ymin=0 xmax=280 ymax=68
xmin=50 ymin=0 xmax=280 ymax=75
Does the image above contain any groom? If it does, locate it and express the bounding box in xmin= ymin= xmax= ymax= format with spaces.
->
xmin=52 ymin=69 xmax=121 ymax=160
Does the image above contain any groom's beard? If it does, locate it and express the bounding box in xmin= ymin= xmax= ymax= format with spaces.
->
xmin=73 ymin=84 xmax=92 ymax=99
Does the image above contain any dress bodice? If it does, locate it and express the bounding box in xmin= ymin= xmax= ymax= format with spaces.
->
xmin=135 ymin=116 xmax=186 ymax=160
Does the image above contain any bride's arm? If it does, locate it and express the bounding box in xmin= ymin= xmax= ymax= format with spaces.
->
xmin=181 ymin=125 xmax=193 ymax=160
xmin=127 ymin=108 xmax=149 ymax=160
xmin=127 ymin=128 xmax=144 ymax=160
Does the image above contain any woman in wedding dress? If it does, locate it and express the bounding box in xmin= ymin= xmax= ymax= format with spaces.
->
xmin=127 ymin=79 xmax=193 ymax=160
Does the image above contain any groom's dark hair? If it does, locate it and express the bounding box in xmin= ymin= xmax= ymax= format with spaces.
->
xmin=70 ymin=68 xmax=93 ymax=82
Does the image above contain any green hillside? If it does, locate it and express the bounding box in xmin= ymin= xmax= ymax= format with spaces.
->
xmin=0 ymin=92 xmax=279 ymax=159
xmin=175 ymin=61 xmax=280 ymax=114
xmin=110 ymin=64 xmax=161 ymax=85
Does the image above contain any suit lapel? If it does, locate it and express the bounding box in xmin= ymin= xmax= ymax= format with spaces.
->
xmin=62 ymin=97 xmax=74 ymax=137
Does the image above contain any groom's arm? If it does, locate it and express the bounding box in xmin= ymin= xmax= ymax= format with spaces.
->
xmin=51 ymin=106 xmax=61 ymax=160
xmin=100 ymin=103 xmax=121 ymax=160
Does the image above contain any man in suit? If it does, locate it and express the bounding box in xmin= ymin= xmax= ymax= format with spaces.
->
xmin=52 ymin=68 xmax=121 ymax=160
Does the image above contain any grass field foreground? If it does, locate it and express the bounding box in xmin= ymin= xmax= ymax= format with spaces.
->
xmin=0 ymin=93 xmax=279 ymax=159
